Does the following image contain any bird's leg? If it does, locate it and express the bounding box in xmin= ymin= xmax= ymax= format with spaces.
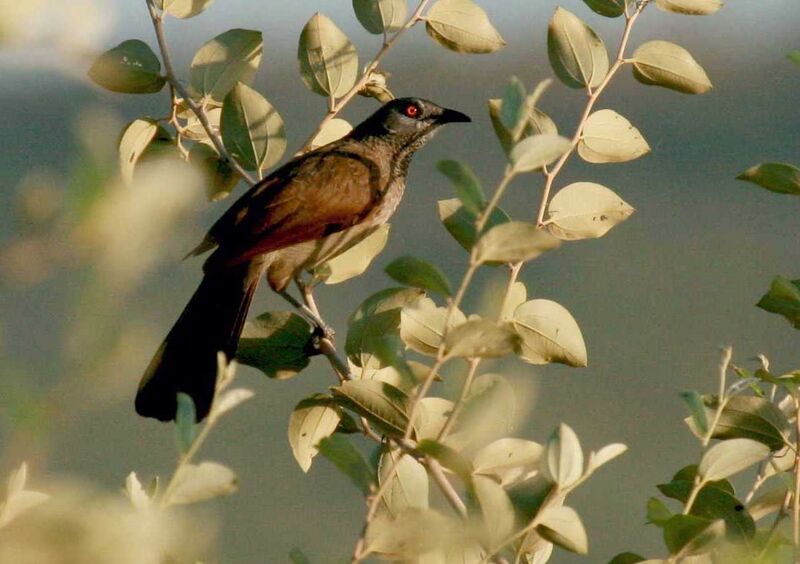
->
xmin=294 ymin=277 xmax=336 ymax=341
xmin=276 ymin=290 xmax=330 ymax=335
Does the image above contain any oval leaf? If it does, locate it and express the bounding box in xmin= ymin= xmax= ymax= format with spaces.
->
xmin=512 ymin=299 xmax=587 ymax=367
xmin=160 ymin=0 xmax=214 ymax=18
xmin=168 ymin=461 xmax=238 ymax=505
xmin=547 ymin=7 xmax=609 ymax=89
xmin=631 ymin=40 xmax=712 ymax=94
xmin=385 ymin=255 xmax=452 ymax=297
xmin=298 ymin=12 xmax=359 ymax=97
xmin=289 ymin=394 xmax=342 ymax=472
xmin=353 ymin=0 xmax=407 ymax=34
xmin=655 ymin=0 xmax=723 ymax=15
xmin=88 ymin=39 xmax=165 ymax=94
xmin=221 ymin=82 xmax=286 ymax=172
xmin=582 ymin=0 xmax=625 ymax=17
xmin=437 ymin=159 xmax=486 ymax=215
xmin=317 ymin=434 xmax=376 ymax=494
xmin=473 ymin=438 xmax=543 ymax=486
xmin=685 ymin=395 xmax=790 ymax=451
xmin=400 ymin=296 xmax=466 ymax=357
xmin=541 ymin=423 xmax=583 ymax=488
xmin=474 ymin=221 xmax=561 ymax=264
xmin=332 ymin=379 xmax=410 ymax=435
xmin=698 ymin=438 xmax=769 ymax=482
xmin=737 ymin=162 xmax=800 ymax=195
xmin=237 ymin=311 xmax=314 ymax=379
xmin=474 ymin=475 xmax=516 ymax=547
xmin=536 ymin=506 xmax=588 ymax=554
xmin=310 ymin=118 xmax=353 ymax=148
xmin=510 ymin=134 xmax=572 ymax=173
xmin=578 ymin=109 xmax=650 ymax=163
xmin=443 ymin=319 xmax=519 ymax=359
xmin=190 ymin=28 xmax=263 ymax=102
xmin=118 ymin=119 xmax=160 ymax=185
xmin=378 ymin=445 xmax=429 ymax=515
xmin=425 ymin=0 xmax=506 ymax=54
xmin=663 ymin=515 xmax=724 ymax=555
xmin=546 ymin=182 xmax=635 ymax=240
xmin=316 ymin=224 xmax=390 ymax=284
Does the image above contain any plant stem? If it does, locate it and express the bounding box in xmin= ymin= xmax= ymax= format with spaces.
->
xmin=437 ymin=359 xmax=480 ymax=441
xmin=426 ymin=456 xmax=468 ymax=517
xmin=535 ymin=1 xmax=647 ymax=227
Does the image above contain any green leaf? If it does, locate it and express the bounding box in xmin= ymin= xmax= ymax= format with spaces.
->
xmin=316 ymin=224 xmax=390 ymax=284
xmin=346 ymin=287 xmax=425 ymax=367
xmin=288 ymin=547 xmax=310 ymax=564
xmin=317 ymin=434 xmax=376 ymax=495
xmin=424 ymin=0 xmax=506 ymax=54
xmin=221 ymin=82 xmax=286 ymax=173
xmin=546 ymin=182 xmax=635 ymax=240
xmin=452 ymin=374 xmax=516 ymax=450
xmin=472 ymin=438 xmax=543 ymax=486
xmin=400 ymin=296 xmax=466 ymax=357
xmin=167 ymin=461 xmax=238 ymax=505
xmin=437 ymin=198 xmax=510 ymax=251
xmin=541 ymin=423 xmax=583 ymax=488
xmin=175 ymin=392 xmax=197 ymax=453
xmin=353 ymin=0 xmax=407 ymax=34
xmin=547 ymin=7 xmax=609 ymax=89
xmin=699 ymin=438 xmax=769 ymax=481
xmin=237 ymin=311 xmax=314 ymax=379
xmin=474 ymin=221 xmax=561 ymax=264
xmin=631 ymin=40 xmax=712 ymax=94
xmin=443 ymin=319 xmax=519 ymax=359
xmin=385 ymin=255 xmax=452 ymax=297
xmin=510 ymin=134 xmax=572 ymax=173
xmin=582 ymin=0 xmax=625 ymax=17
xmin=789 ymin=50 xmax=800 ymax=66
xmin=655 ymin=0 xmax=723 ymax=15
xmin=118 ymin=119 xmax=168 ymax=185
xmin=473 ymin=474 xmax=516 ymax=547
xmin=680 ymin=390 xmax=708 ymax=436
xmin=512 ymin=299 xmax=588 ymax=367
xmin=757 ymin=276 xmax=800 ymax=329
xmin=536 ymin=505 xmax=588 ymax=554
xmin=608 ymin=553 xmax=646 ymax=564
xmin=88 ymin=39 xmax=166 ymax=94
xmin=500 ymin=76 xmax=527 ymax=132
xmin=663 ymin=515 xmax=724 ymax=555
xmin=647 ymin=496 xmax=673 ymax=526
xmin=378 ymin=445 xmax=429 ymax=516
xmin=190 ymin=28 xmax=263 ymax=102
xmin=737 ymin=162 xmax=800 ymax=195
xmin=488 ymin=93 xmax=558 ymax=156
xmin=332 ymin=379 xmax=410 ymax=436
xmin=159 ymin=0 xmax=214 ymax=18
xmin=657 ymin=480 xmax=755 ymax=540
xmin=416 ymin=439 xmax=475 ymax=490
xmin=578 ymin=109 xmax=650 ymax=163
xmin=298 ymin=13 xmax=358 ymax=98
xmin=288 ymin=394 xmax=342 ymax=472
xmin=437 ymin=160 xmax=486 ymax=215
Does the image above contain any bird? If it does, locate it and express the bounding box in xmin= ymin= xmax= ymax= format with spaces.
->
xmin=135 ymin=97 xmax=470 ymax=422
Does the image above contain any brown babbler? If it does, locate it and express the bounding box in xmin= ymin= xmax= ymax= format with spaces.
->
xmin=135 ymin=97 xmax=470 ymax=422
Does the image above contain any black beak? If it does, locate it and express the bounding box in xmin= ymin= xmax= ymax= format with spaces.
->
xmin=436 ymin=108 xmax=471 ymax=124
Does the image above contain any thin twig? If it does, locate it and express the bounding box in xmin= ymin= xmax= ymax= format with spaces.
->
xmin=426 ymin=456 xmax=468 ymax=517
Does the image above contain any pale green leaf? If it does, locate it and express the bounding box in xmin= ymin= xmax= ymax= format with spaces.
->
xmin=541 ymin=423 xmax=583 ymax=487
xmin=88 ymin=39 xmax=165 ymax=94
xmin=400 ymin=296 xmax=466 ymax=357
xmin=414 ymin=397 xmax=454 ymax=441
xmin=509 ymin=134 xmax=572 ymax=173
xmin=190 ymin=28 xmax=263 ymax=102
xmin=316 ymin=224 xmax=390 ymax=284
xmin=298 ymin=13 xmax=359 ymax=97
xmin=547 ymin=7 xmax=609 ymax=89
xmin=578 ymin=109 xmax=650 ymax=163
xmin=385 ymin=255 xmax=452 ymax=297
xmin=472 ymin=438 xmax=543 ymax=486
xmin=536 ymin=505 xmax=588 ymax=554
xmin=737 ymin=162 xmax=800 ymax=195
xmin=443 ymin=319 xmax=519 ymax=359
xmin=212 ymin=387 xmax=255 ymax=418
xmin=698 ymin=438 xmax=769 ymax=481
xmin=489 ymin=96 xmax=558 ymax=155
xmin=655 ymin=0 xmax=723 ymax=15
xmin=365 ymin=508 xmax=458 ymax=556
xmin=168 ymin=461 xmax=238 ymax=505
xmin=310 ymin=118 xmax=353 ymax=148
xmin=353 ymin=0 xmax=407 ymax=34
xmin=118 ymin=119 xmax=164 ymax=185
xmin=160 ymin=0 xmax=214 ymax=18
xmin=546 ymin=182 xmax=634 ymax=240
xmin=332 ymin=379 xmax=410 ymax=435
xmin=437 ymin=159 xmax=486 ymax=215
xmin=289 ymin=394 xmax=342 ymax=472
xmin=474 ymin=475 xmax=516 ymax=547
xmin=500 ymin=281 xmax=527 ymax=321
xmin=425 ymin=0 xmax=506 ymax=54
xmin=451 ymin=374 xmax=516 ymax=450
xmin=474 ymin=221 xmax=561 ymax=264
xmin=631 ymin=40 xmax=712 ymax=94
xmin=586 ymin=443 xmax=627 ymax=474
xmin=378 ymin=445 xmax=429 ymax=515
xmin=512 ymin=299 xmax=587 ymax=367
xmin=237 ymin=311 xmax=314 ymax=379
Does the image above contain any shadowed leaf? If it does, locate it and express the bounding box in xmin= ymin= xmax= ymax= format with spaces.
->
xmin=385 ymin=255 xmax=452 ymax=297
xmin=88 ymin=39 xmax=165 ymax=94
xmin=353 ymin=0 xmax=407 ymax=34
xmin=237 ymin=311 xmax=314 ymax=379
xmin=318 ymin=434 xmax=376 ymax=495
xmin=221 ymin=82 xmax=286 ymax=172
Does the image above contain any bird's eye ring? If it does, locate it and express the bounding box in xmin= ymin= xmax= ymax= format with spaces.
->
xmin=404 ymin=104 xmax=420 ymax=118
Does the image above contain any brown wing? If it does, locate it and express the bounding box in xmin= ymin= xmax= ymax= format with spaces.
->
xmin=203 ymin=146 xmax=383 ymax=271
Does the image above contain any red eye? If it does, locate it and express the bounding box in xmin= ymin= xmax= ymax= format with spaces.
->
xmin=404 ymin=104 xmax=420 ymax=118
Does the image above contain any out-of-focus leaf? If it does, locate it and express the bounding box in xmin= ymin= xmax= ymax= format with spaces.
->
xmin=378 ymin=445 xmax=429 ymax=516
xmin=698 ymin=438 xmax=769 ymax=481
xmin=578 ymin=109 xmax=650 ymax=163
xmin=631 ymin=40 xmax=712 ymax=94
xmin=212 ymin=387 xmax=254 ymax=418
xmin=663 ymin=515 xmax=724 ymax=555
xmin=88 ymin=39 xmax=166 ymax=94
xmin=424 ymin=0 xmax=506 ymax=54
xmin=541 ymin=423 xmax=583 ymax=488
xmin=442 ymin=319 xmax=519 ymax=359
xmin=118 ymin=119 xmax=167 ymax=185
xmin=289 ymin=394 xmax=342 ymax=472
xmin=298 ymin=13 xmax=358 ymax=97
xmin=756 ymin=276 xmax=800 ymax=329
xmin=188 ymin=142 xmax=239 ymax=201
xmin=500 ymin=76 xmax=526 ymax=132
xmin=647 ymin=496 xmax=672 ymax=526
xmin=175 ymin=392 xmax=196 ymax=453
xmin=681 ymin=390 xmax=709 ymax=436
xmin=168 ymin=461 xmax=238 ymax=505
xmin=474 ymin=222 xmax=560 ymax=264
xmin=221 ymin=82 xmax=286 ymax=172
xmin=582 ymin=0 xmax=625 ymax=17
xmin=416 ymin=440 xmax=475 ymax=490
xmin=237 ymin=311 xmax=314 ymax=379
xmin=288 ymin=547 xmax=310 ymax=564
xmin=737 ymin=162 xmax=800 ymax=195
xmin=546 ymin=182 xmax=634 ymax=240
xmin=451 ymin=374 xmax=516 ymax=450
xmin=124 ymin=472 xmax=150 ymax=510
xmin=788 ymin=50 xmax=800 ymax=66
xmin=365 ymin=507 xmax=459 ymax=557
xmin=586 ymin=443 xmax=627 ymax=474
xmin=317 ymin=434 xmax=376 ymax=494
xmin=414 ymin=397 xmax=454 ymax=440
xmin=437 ymin=198 xmax=510 ymax=251
xmin=310 ymin=118 xmax=353 ymax=148
xmin=608 ymin=553 xmax=647 ymax=564
xmin=547 ymin=8 xmax=609 ymax=89
xmin=748 ymin=486 xmax=788 ymax=522
xmin=316 ymin=224 xmax=390 ymax=284
xmin=400 ymin=296 xmax=466 ymax=357
xmin=536 ymin=505 xmax=588 ymax=554
xmin=685 ymin=394 xmax=790 ymax=450
xmin=159 ymin=0 xmax=214 ymax=18
xmin=512 ymin=299 xmax=587 ymax=367
xmin=437 ymin=159 xmax=486 ymax=215
xmin=0 ymin=463 xmax=49 ymax=529
xmin=655 ymin=0 xmax=723 ymax=15
xmin=473 ymin=475 xmax=516 ymax=547
xmin=353 ymin=0 xmax=407 ymax=34
xmin=500 ymin=281 xmax=527 ymax=321
xmin=488 ymin=95 xmax=558 ymax=156
xmin=332 ymin=379 xmax=410 ymax=436
xmin=510 ymin=134 xmax=572 ymax=173
xmin=657 ymin=480 xmax=755 ymax=540
xmin=190 ymin=28 xmax=263 ymax=102
xmin=472 ymin=438 xmax=543 ymax=486
xmin=385 ymin=255 xmax=452 ymax=297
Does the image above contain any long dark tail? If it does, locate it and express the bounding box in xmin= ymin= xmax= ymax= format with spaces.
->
xmin=135 ymin=260 xmax=264 ymax=422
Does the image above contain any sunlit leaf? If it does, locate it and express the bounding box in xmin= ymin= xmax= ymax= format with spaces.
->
xmin=190 ymin=28 xmax=263 ymax=102
xmin=317 ymin=434 xmax=375 ymax=494
xmin=159 ymin=0 xmax=214 ymax=18
xmin=748 ymin=486 xmax=788 ymax=522
xmin=416 ymin=440 xmax=475 ymax=490
xmin=663 ymin=515 xmax=724 ymax=555
xmin=546 ymin=182 xmax=634 ymax=240
xmin=473 ymin=475 xmax=516 ymax=547
xmin=124 ymin=472 xmax=150 ymax=510
xmin=0 ymin=463 xmax=49 ymax=529
xmin=756 ymin=276 xmax=800 ymax=329
xmin=698 ymin=438 xmax=769 ymax=481
xmin=437 ymin=198 xmax=510 ymax=251
xmin=221 ymin=82 xmax=286 ymax=172
xmin=437 ymin=159 xmax=486 ymax=215
xmin=400 ymin=296 xmax=466 ymax=357
xmin=472 ymin=438 xmax=543 ymax=486
xmin=547 ymin=7 xmax=609 ymax=89
xmin=289 ymin=394 xmax=342 ymax=472
xmin=310 ymin=118 xmax=353 ymax=148
xmin=500 ymin=281 xmax=527 ymax=321
xmin=88 ymin=39 xmax=166 ymax=94
xmin=536 ymin=505 xmax=588 ymax=554
xmin=737 ymin=162 xmax=800 ymax=195
xmin=385 ymin=255 xmax=452 ymax=297
xmin=512 ymin=299 xmax=587 ymax=366
xmin=425 ymin=0 xmax=506 ymax=54
xmin=510 ymin=134 xmax=572 ymax=173
xmin=586 ymin=443 xmax=627 ymax=474
xmin=365 ymin=507 xmax=459 ymax=556
xmin=316 ymin=224 xmax=390 ymax=284
xmin=298 ymin=12 xmax=358 ymax=97
xmin=582 ymin=0 xmax=625 ymax=17
xmin=631 ymin=40 xmax=712 ymax=94
xmin=443 ymin=319 xmax=519 ymax=359
xmin=353 ymin=0 xmax=407 ymax=34
xmin=541 ymin=423 xmax=583 ymax=488
xmin=378 ymin=445 xmax=429 ymax=515
xmin=452 ymin=374 xmax=516 ymax=450
xmin=414 ymin=397 xmax=455 ymax=440
xmin=118 ymin=119 xmax=166 ymax=186
xmin=332 ymin=379 xmax=410 ymax=435
xmin=655 ymin=0 xmax=723 ymax=15
xmin=213 ymin=387 xmax=254 ymax=418
xmin=578 ymin=109 xmax=650 ymax=163
xmin=237 ymin=311 xmax=314 ymax=379
xmin=474 ymin=222 xmax=560 ymax=264
xmin=168 ymin=461 xmax=238 ymax=505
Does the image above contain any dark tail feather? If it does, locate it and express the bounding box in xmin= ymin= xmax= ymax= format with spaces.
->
xmin=135 ymin=260 xmax=263 ymax=422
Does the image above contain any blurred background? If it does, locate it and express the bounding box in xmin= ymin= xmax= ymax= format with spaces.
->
xmin=1 ymin=0 xmax=799 ymax=561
